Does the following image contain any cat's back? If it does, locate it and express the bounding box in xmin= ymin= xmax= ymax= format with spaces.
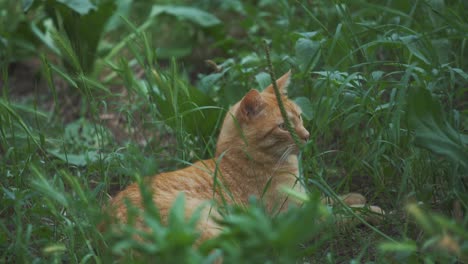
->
xmin=151 ymin=159 xmax=217 ymax=195
xmin=110 ymin=159 xmax=217 ymax=222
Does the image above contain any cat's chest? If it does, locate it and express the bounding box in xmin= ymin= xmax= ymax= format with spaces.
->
xmin=239 ymin=164 xmax=299 ymax=199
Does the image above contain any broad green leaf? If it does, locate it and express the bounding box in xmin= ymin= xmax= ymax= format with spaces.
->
xmin=428 ymin=0 xmax=445 ymax=10
xmin=295 ymin=31 xmax=319 ymax=39
xmin=295 ymin=38 xmax=320 ymax=71
xmin=22 ymin=0 xmax=35 ymax=12
xmin=371 ymin=70 xmax=385 ymax=81
xmin=399 ymin=35 xmax=430 ymax=65
xmin=255 ymin=72 xmax=271 ymax=90
xmin=105 ymin=0 xmax=133 ymax=32
xmin=56 ymin=0 xmax=96 ymax=15
xmin=431 ymin=39 xmax=449 ymax=64
xmin=45 ymin=0 xmax=116 ymax=73
xmin=30 ymin=20 xmax=60 ymax=56
xmin=452 ymin=68 xmax=468 ymax=80
xmin=294 ymin=97 xmax=313 ymax=121
xmin=198 ymin=67 xmax=230 ymax=94
xmin=48 ymin=149 xmax=100 ymax=166
xmin=64 ymin=118 xmax=112 ymax=149
xmin=407 ymin=85 xmax=468 ymax=169
xmin=150 ymin=5 xmax=221 ymax=27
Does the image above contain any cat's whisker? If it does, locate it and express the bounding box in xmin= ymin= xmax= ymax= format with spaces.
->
xmin=273 ymin=144 xmax=295 ymax=172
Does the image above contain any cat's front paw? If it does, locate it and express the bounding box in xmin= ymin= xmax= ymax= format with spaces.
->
xmin=324 ymin=192 xmax=385 ymax=226
xmin=341 ymin=192 xmax=366 ymax=206
xmin=321 ymin=192 xmax=366 ymax=206
xmin=349 ymin=204 xmax=385 ymax=225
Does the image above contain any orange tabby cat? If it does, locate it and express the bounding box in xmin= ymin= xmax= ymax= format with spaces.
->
xmin=108 ymin=71 xmax=380 ymax=241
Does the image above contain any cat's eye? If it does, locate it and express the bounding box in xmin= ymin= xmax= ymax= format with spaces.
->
xmin=278 ymin=123 xmax=287 ymax=130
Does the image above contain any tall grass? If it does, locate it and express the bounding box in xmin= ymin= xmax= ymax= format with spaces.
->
xmin=1 ymin=0 xmax=467 ymax=263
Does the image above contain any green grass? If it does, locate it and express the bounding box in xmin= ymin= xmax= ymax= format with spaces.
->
xmin=1 ymin=0 xmax=467 ymax=263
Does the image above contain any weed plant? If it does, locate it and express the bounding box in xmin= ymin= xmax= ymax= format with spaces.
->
xmin=1 ymin=0 xmax=467 ymax=263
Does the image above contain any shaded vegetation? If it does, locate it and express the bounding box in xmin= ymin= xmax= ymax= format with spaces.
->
xmin=1 ymin=0 xmax=467 ymax=263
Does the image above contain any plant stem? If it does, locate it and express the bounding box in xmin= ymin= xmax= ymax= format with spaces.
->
xmin=263 ymin=40 xmax=303 ymax=148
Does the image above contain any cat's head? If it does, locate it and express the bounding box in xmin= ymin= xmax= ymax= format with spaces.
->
xmin=216 ymin=71 xmax=309 ymax=161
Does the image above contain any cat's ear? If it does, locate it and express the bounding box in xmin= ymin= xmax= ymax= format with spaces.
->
xmin=264 ymin=70 xmax=291 ymax=96
xmin=239 ymin=89 xmax=265 ymax=120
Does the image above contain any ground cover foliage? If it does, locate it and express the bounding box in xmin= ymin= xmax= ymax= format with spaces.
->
xmin=1 ymin=0 xmax=467 ymax=263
